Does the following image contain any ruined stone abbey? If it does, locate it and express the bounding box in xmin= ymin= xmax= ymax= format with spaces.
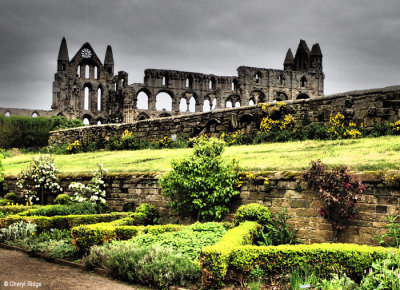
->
xmin=0 ymin=38 xmax=324 ymax=123
xmin=47 ymin=38 xmax=323 ymax=124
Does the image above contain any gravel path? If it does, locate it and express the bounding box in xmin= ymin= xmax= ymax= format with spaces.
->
xmin=0 ymin=248 xmax=144 ymax=290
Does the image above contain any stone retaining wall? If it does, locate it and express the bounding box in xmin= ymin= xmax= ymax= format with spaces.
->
xmin=48 ymin=86 xmax=400 ymax=146
xmin=4 ymin=171 xmax=399 ymax=245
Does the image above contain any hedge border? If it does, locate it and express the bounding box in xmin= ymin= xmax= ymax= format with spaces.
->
xmin=71 ymin=222 xmax=185 ymax=253
xmin=200 ymin=221 xmax=260 ymax=289
xmin=0 ymin=212 xmax=131 ymax=232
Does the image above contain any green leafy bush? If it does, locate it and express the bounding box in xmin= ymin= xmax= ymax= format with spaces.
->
xmin=4 ymin=192 xmax=22 ymax=204
xmin=256 ymin=209 xmax=300 ymax=246
xmin=0 ymin=221 xmax=37 ymax=243
xmin=122 ymin=200 xmax=135 ymax=212
xmin=234 ymin=203 xmax=272 ymax=226
xmin=135 ymin=203 xmax=159 ymax=225
xmin=54 ymin=193 xmax=73 ymax=205
xmin=132 ymin=222 xmax=226 ymax=261
xmin=86 ymin=244 xmax=201 ymax=289
xmin=159 ymin=137 xmax=240 ymax=221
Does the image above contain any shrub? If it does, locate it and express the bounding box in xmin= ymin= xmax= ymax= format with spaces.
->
xmin=159 ymin=138 xmax=240 ymax=221
xmin=135 ymin=203 xmax=159 ymax=225
xmin=0 ymin=205 xmax=40 ymax=215
xmin=17 ymin=155 xmax=63 ymax=204
xmin=0 ymin=221 xmax=37 ymax=243
xmin=301 ymin=160 xmax=365 ymax=240
xmin=256 ymin=209 xmax=300 ymax=246
xmin=234 ymin=203 xmax=272 ymax=226
xmin=53 ymin=193 xmax=73 ymax=205
xmin=31 ymin=239 xmax=78 ymax=260
xmin=69 ymin=164 xmax=107 ymax=206
xmin=4 ymin=192 xmax=22 ymax=204
xmin=86 ymin=244 xmax=201 ymax=289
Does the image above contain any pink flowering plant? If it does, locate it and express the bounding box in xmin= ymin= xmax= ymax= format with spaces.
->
xmin=302 ymin=159 xmax=365 ymax=240
xmin=17 ymin=155 xmax=63 ymax=204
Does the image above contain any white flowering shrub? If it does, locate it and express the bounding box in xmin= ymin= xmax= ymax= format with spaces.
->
xmin=17 ymin=155 xmax=62 ymax=204
xmin=69 ymin=164 xmax=108 ymax=206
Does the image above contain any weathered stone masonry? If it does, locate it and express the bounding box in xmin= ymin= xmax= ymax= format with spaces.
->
xmin=4 ymin=171 xmax=399 ymax=245
xmin=1 ymin=38 xmax=324 ymax=124
xmin=49 ymin=85 xmax=400 ymax=146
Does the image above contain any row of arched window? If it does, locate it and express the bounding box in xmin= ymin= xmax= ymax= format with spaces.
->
xmin=83 ymin=87 xmax=102 ymax=111
xmin=77 ymin=65 xmax=100 ymax=80
xmin=159 ymin=75 xmax=238 ymax=92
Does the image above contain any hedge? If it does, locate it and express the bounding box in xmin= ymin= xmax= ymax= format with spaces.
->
xmin=0 ymin=212 xmax=130 ymax=232
xmin=0 ymin=205 xmax=41 ymax=216
xmin=0 ymin=115 xmax=83 ymax=149
xmin=202 ymin=241 xmax=400 ymax=288
xmin=71 ymin=222 xmax=185 ymax=253
xmin=200 ymin=221 xmax=260 ymax=289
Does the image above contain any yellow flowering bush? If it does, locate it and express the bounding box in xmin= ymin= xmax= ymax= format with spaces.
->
xmin=121 ymin=129 xmax=133 ymax=139
xmin=279 ymin=114 xmax=295 ymax=130
xmin=66 ymin=140 xmax=82 ymax=154
xmin=391 ymin=120 xmax=400 ymax=134
xmin=327 ymin=112 xmax=345 ymax=138
xmin=384 ymin=171 xmax=400 ymax=189
xmin=260 ymin=116 xmax=280 ymax=133
xmin=344 ymin=128 xmax=362 ymax=139
xmin=159 ymin=136 xmax=172 ymax=148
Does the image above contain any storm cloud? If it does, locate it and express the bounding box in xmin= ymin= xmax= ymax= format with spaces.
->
xmin=0 ymin=0 xmax=399 ymax=110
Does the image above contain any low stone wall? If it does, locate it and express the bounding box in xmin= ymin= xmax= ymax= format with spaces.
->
xmin=49 ymin=86 xmax=400 ymax=146
xmin=4 ymin=171 xmax=399 ymax=245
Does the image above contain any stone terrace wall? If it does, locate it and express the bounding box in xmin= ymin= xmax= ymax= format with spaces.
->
xmin=4 ymin=171 xmax=400 ymax=245
xmin=49 ymin=86 xmax=400 ymax=146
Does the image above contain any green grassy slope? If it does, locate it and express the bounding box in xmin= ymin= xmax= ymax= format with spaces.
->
xmin=3 ymin=135 xmax=400 ymax=176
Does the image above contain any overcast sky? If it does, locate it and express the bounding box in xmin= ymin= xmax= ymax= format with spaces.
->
xmin=1 ymin=0 xmax=400 ymax=110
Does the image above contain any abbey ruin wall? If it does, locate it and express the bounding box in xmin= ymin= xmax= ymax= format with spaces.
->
xmin=49 ymin=86 xmax=400 ymax=147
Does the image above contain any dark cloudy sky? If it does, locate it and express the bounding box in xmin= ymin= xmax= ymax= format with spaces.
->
xmin=1 ymin=0 xmax=400 ymax=110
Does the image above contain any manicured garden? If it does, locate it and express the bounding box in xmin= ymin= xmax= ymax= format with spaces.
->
xmin=2 ymin=108 xmax=400 ymax=288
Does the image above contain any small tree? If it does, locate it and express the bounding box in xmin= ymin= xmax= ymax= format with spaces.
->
xmin=159 ymin=137 xmax=240 ymax=221
xmin=0 ymin=152 xmax=4 ymax=194
xmin=69 ymin=164 xmax=108 ymax=206
xmin=302 ymin=160 xmax=365 ymax=241
xmin=17 ymin=155 xmax=63 ymax=204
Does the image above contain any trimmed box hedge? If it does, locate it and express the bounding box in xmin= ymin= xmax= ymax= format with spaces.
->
xmin=200 ymin=221 xmax=260 ymax=289
xmin=71 ymin=222 xmax=185 ymax=253
xmin=202 ymin=239 xmax=400 ymax=288
xmin=0 ymin=205 xmax=41 ymax=216
xmin=0 ymin=212 xmax=131 ymax=232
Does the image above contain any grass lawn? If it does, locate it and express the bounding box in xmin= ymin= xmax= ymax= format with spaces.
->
xmin=3 ymin=135 xmax=400 ymax=175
